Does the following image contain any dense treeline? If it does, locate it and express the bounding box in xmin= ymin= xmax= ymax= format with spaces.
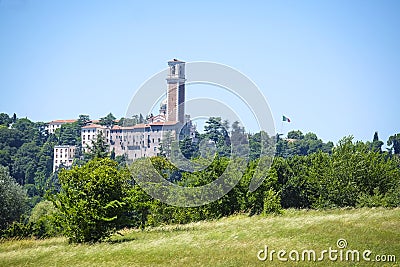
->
xmin=0 ymin=112 xmax=399 ymax=242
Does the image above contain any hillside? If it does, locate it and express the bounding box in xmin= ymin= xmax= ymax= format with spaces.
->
xmin=0 ymin=208 xmax=399 ymax=267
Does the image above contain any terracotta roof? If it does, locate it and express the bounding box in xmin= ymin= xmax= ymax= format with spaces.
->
xmin=133 ymin=123 xmax=150 ymax=129
xmin=119 ymin=126 xmax=136 ymax=130
xmin=150 ymin=121 xmax=179 ymax=126
xmin=111 ymin=125 xmax=122 ymax=130
xmin=54 ymin=145 xmax=76 ymax=148
xmin=81 ymin=124 xmax=106 ymax=129
xmin=48 ymin=119 xmax=76 ymax=124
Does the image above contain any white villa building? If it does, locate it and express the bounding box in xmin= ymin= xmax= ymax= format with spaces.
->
xmin=81 ymin=124 xmax=110 ymax=152
xmin=46 ymin=119 xmax=77 ymax=134
xmin=53 ymin=145 xmax=76 ymax=172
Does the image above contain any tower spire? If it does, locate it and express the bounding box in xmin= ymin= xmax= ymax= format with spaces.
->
xmin=166 ymin=59 xmax=186 ymax=123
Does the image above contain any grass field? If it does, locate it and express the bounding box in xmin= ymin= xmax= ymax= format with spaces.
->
xmin=0 ymin=208 xmax=399 ymax=266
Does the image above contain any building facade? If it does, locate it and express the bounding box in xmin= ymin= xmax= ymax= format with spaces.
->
xmin=46 ymin=119 xmax=77 ymax=134
xmin=53 ymin=145 xmax=76 ymax=172
xmin=81 ymin=124 xmax=110 ymax=152
xmin=78 ymin=59 xmax=192 ymax=161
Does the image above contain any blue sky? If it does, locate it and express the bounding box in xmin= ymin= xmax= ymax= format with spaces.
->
xmin=0 ymin=0 xmax=399 ymax=145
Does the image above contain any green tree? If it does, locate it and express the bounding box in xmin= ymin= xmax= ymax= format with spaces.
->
xmin=51 ymin=158 xmax=132 ymax=243
xmin=179 ymin=136 xmax=199 ymax=159
xmin=56 ymin=122 xmax=80 ymax=146
xmin=203 ymin=117 xmax=230 ymax=157
xmin=99 ymin=113 xmax=116 ymax=127
xmin=387 ymin=133 xmax=400 ymax=155
xmin=28 ymin=200 xmax=61 ymax=238
xmin=77 ymin=115 xmax=90 ymax=128
xmin=370 ymin=131 xmax=384 ymax=153
xmin=159 ymin=131 xmax=174 ymax=157
xmin=11 ymin=142 xmax=40 ymax=185
xmin=0 ymin=127 xmax=23 ymax=170
xmin=85 ymin=131 xmax=109 ymax=160
xmin=11 ymin=118 xmax=37 ymax=143
xmin=287 ymin=130 xmax=304 ymax=140
xmin=0 ymin=166 xmax=28 ymax=230
xmin=0 ymin=113 xmax=11 ymax=127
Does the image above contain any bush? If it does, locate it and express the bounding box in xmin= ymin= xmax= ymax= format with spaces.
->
xmin=0 ymin=220 xmax=33 ymax=239
xmin=29 ymin=201 xmax=61 ymax=238
xmin=263 ymin=189 xmax=282 ymax=214
xmin=51 ymin=158 xmax=132 ymax=243
xmin=0 ymin=166 xmax=28 ymax=230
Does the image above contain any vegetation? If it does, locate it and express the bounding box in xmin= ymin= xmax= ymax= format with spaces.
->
xmin=51 ymin=158 xmax=132 ymax=243
xmin=0 ymin=112 xmax=399 ymax=246
xmin=0 ymin=166 xmax=28 ymax=230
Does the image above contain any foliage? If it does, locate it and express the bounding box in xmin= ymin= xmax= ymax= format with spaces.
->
xmin=276 ymin=130 xmax=333 ymax=157
xmin=0 ymin=166 xmax=28 ymax=230
xmin=28 ymin=201 xmax=61 ymax=238
xmin=203 ymin=117 xmax=231 ymax=157
xmin=118 ymin=114 xmax=145 ymax=127
xmin=370 ymin=131 xmax=384 ymax=152
xmin=263 ymin=189 xmax=282 ymax=214
xmin=99 ymin=113 xmax=116 ymax=127
xmin=0 ymin=112 xmax=400 ymax=241
xmin=84 ymin=131 xmax=109 ymax=160
xmin=51 ymin=158 xmax=132 ymax=243
xmin=0 ymin=113 xmax=12 ymax=127
xmin=387 ymin=133 xmax=400 ymax=155
xmin=0 ymin=220 xmax=34 ymax=239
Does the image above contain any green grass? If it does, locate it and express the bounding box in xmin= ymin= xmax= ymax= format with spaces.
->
xmin=0 ymin=208 xmax=399 ymax=266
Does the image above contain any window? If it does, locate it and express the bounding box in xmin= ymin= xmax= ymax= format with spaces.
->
xmin=55 ymin=160 xmax=58 ymax=163
xmin=158 ymin=138 xmax=161 ymax=143
xmin=56 ymin=149 xmax=58 ymax=153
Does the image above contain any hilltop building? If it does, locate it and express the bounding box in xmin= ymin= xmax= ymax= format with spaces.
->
xmin=45 ymin=119 xmax=77 ymax=134
xmin=81 ymin=124 xmax=110 ymax=152
xmin=79 ymin=59 xmax=194 ymax=160
xmin=53 ymin=145 xmax=76 ymax=172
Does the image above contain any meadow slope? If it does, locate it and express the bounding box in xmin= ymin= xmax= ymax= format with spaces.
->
xmin=0 ymin=208 xmax=399 ymax=267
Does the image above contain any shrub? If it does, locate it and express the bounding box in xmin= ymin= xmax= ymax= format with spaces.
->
xmin=0 ymin=166 xmax=28 ymax=230
xmin=51 ymin=158 xmax=132 ymax=243
xmin=29 ymin=201 xmax=61 ymax=238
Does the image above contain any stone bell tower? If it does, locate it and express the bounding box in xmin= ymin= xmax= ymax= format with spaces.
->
xmin=166 ymin=59 xmax=185 ymax=123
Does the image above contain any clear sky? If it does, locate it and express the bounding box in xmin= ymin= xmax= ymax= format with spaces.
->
xmin=1 ymin=0 xmax=399 ymax=145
